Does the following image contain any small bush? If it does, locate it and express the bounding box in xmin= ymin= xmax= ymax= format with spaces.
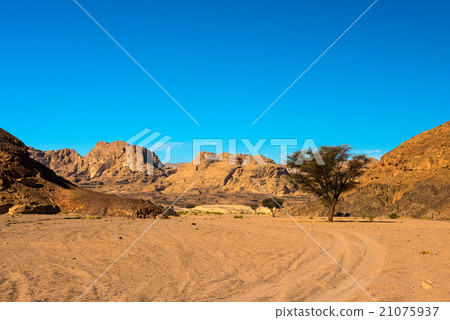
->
xmin=234 ymin=215 xmax=243 ymax=219
xmin=368 ymin=214 xmax=374 ymax=222
xmin=389 ymin=212 xmax=400 ymax=219
xmin=361 ymin=213 xmax=366 ymax=219
xmin=309 ymin=216 xmax=313 ymax=219
xmin=186 ymin=204 xmax=196 ymax=209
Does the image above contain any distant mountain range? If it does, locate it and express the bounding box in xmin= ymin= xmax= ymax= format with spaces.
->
xmin=1 ymin=120 xmax=449 ymax=218
xmin=29 ymin=144 xmax=299 ymax=197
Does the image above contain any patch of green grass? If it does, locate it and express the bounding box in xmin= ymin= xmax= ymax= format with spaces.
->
xmin=234 ymin=215 xmax=243 ymax=219
xmin=309 ymin=216 xmax=313 ymax=219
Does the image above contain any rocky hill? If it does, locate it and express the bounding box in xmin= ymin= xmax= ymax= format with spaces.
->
xmin=155 ymin=151 xmax=297 ymax=195
xmin=0 ymin=128 xmax=173 ymax=217
xmin=282 ymin=122 xmax=449 ymax=218
xmin=338 ymin=121 xmax=450 ymax=218
xmin=29 ymin=141 xmax=172 ymax=194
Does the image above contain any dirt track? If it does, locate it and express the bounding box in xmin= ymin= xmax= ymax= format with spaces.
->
xmin=0 ymin=214 xmax=448 ymax=301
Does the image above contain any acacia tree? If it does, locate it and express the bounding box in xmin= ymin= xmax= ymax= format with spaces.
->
xmin=261 ymin=197 xmax=285 ymax=217
xmin=287 ymin=145 xmax=369 ymax=222
xmin=250 ymin=203 xmax=259 ymax=214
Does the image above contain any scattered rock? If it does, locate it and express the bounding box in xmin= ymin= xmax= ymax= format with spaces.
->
xmin=419 ymin=250 xmax=433 ymax=255
xmin=134 ymin=206 xmax=177 ymax=219
xmin=421 ymin=280 xmax=433 ymax=290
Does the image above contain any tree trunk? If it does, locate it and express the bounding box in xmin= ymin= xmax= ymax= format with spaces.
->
xmin=328 ymin=199 xmax=337 ymax=222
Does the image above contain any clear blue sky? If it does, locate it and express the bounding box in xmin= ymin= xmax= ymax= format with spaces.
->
xmin=1 ymin=0 xmax=449 ymax=163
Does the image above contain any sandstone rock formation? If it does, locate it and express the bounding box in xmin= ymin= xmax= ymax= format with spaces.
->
xmin=0 ymin=128 xmax=174 ymax=217
xmin=0 ymin=129 xmax=70 ymax=214
xmin=156 ymin=151 xmax=297 ymax=195
xmin=339 ymin=121 xmax=450 ymax=218
xmin=29 ymin=141 xmax=171 ymax=194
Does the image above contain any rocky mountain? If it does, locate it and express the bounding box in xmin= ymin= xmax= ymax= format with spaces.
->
xmin=338 ymin=121 xmax=450 ymax=218
xmin=0 ymin=128 xmax=173 ymax=217
xmin=30 ymin=146 xmax=299 ymax=200
xmin=155 ymin=151 xmax=298 ymax=195
xmin=29 ymin=141 xmax=173 ymax=194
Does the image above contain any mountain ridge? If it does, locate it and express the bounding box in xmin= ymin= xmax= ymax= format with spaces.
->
xmin=0 ymin=128 xmax=174 ymax=217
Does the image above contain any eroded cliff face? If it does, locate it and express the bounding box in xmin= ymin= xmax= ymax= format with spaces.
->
xmin=155 ymin=151 xmax=298 ymax=196
xmin=1 ymin=129 xmax=172 ymax=217
xmin=30 ymin=141 xmax=171 ymax=193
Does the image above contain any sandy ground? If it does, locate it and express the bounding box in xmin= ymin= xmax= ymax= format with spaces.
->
xmin=0 ymin=213 xmax=448 ymax=302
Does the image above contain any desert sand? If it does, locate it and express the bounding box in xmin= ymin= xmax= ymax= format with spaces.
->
xmin=0 ymin=213 xmax=448 ymax=302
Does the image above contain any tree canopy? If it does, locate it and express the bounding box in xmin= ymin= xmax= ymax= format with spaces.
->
xmin=287 ymin=145 xmax=369 ymax=221
xmin=261 ymin=197 xmax=285 ymax=217
xmin=250 ymin=203 xmax=259 ymax=214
